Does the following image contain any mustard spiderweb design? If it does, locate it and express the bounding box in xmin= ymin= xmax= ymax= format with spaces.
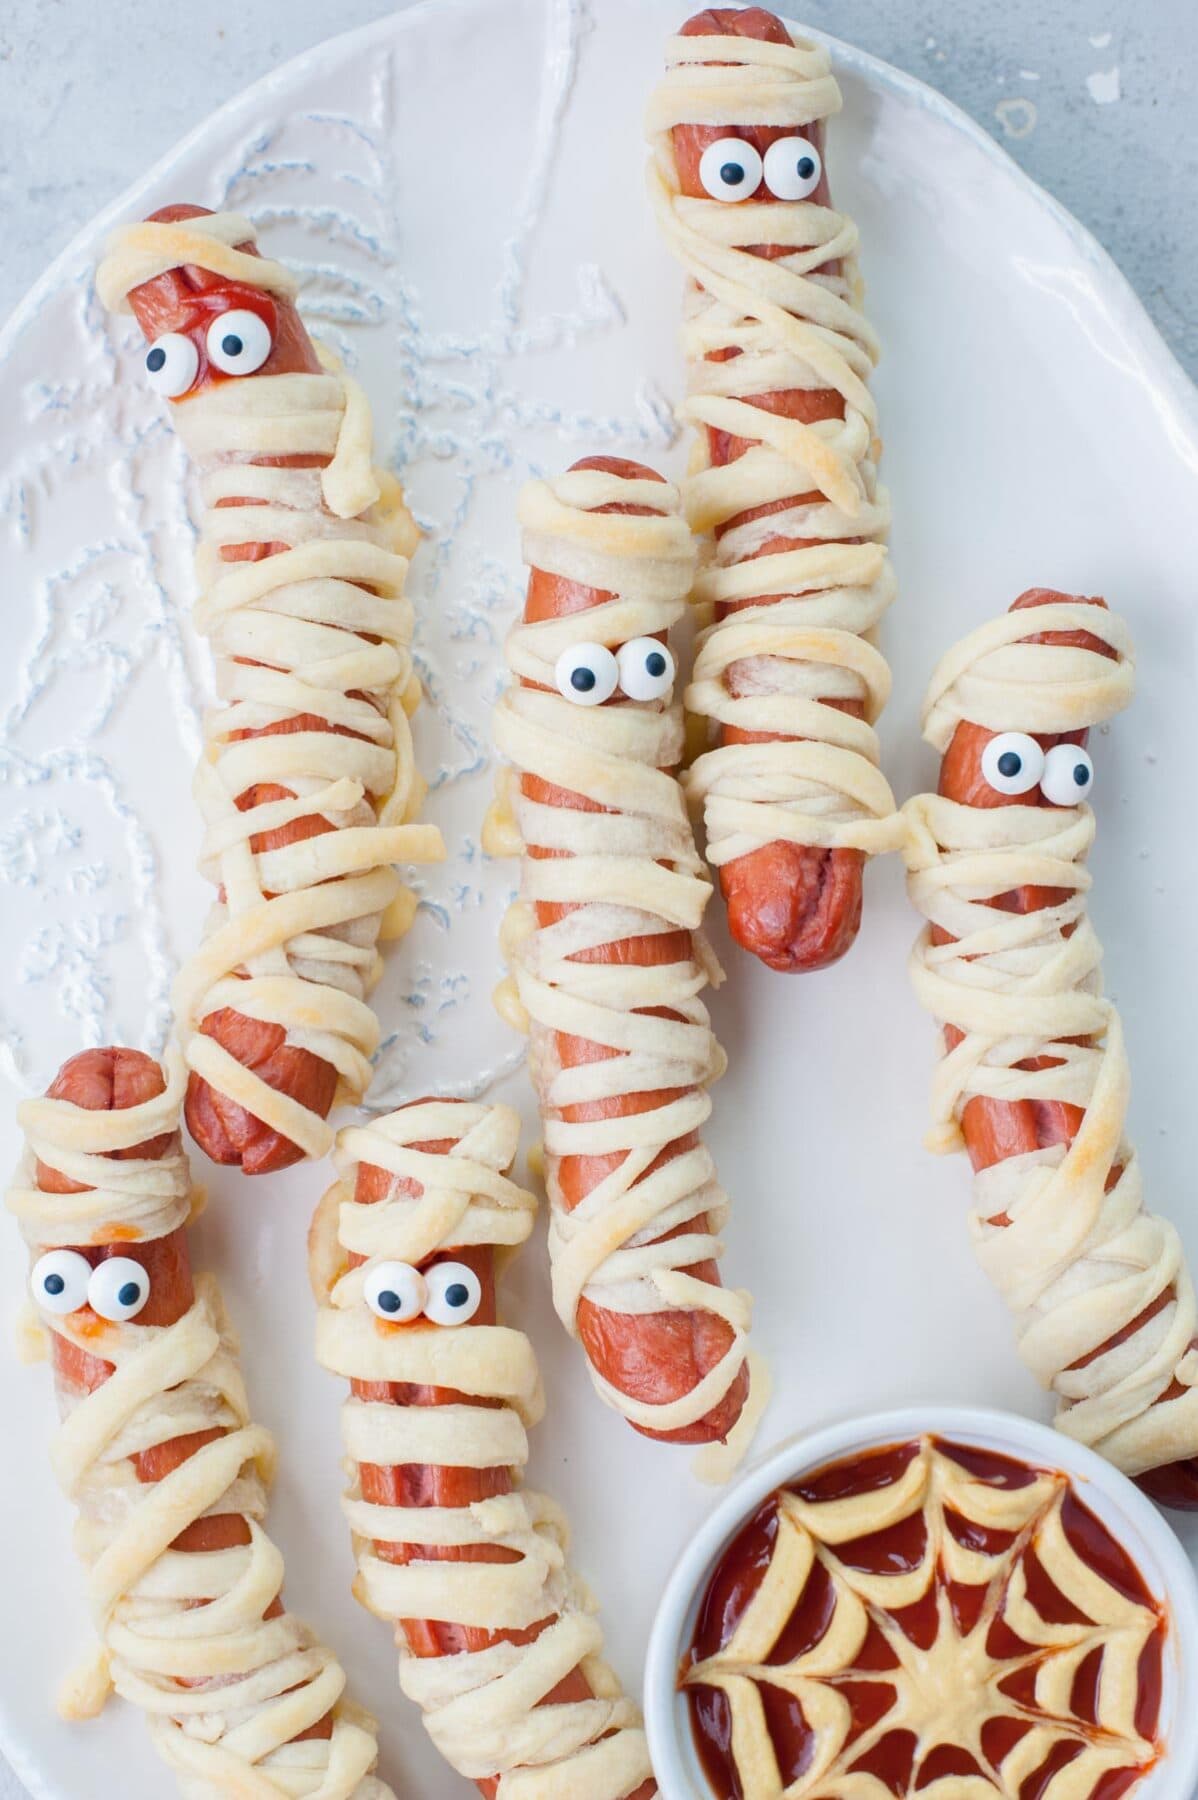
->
xmin=684 ymin=1438 xmax=1163 ymax=1798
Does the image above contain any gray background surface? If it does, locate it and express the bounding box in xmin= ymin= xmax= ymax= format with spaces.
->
xmin=2 ymin=0 xmax=1196 ymax=376
xmin=0 ymin=0 xmax=1193 ymax=1795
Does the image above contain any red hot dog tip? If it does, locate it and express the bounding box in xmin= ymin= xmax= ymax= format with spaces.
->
xmin=184 ymin=1010 xmax=336 ymax=1175
xmin=125 ymin=204 xmax=320 ymax=393
xmin=722 ymin=838 xmax=864 ymax=972
xmin=679 ymin=8 xmax=792 ymax=43
xmin=38 ymin=1047 xmax=169 ymax=1193
xmin=567 ymin=454 xmax=667 ymax=481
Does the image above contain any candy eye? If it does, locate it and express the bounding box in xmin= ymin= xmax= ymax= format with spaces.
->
xmin=363 ymin=1261 xmax=427 ymax=1323
xmin=424 ymin=1261 xmax=482 ymax=1327
xmin=144 ymin=333 xmax=199 ymax=398
xmin=763 ymin=135 xmax=823 ymax=201
xmin=698 ymin=138 xmax=763 ymax=202
xmin=554 ymin=642 xmax=619 ymax=707
xmin=980 ymin=732 xmax=1046 ymax=796
xmin=31 ymin=1249 xmax=92 ymax=1317
xmin=205 ymin=309 xmax=273 ymax=377
xmin=617 ymin=637 xmax=675 ymax=701
xmin=1041 ymin=743 xmax=1094 ymax=807
xmin=88 ymin=1257 xmax=150 ymax=1322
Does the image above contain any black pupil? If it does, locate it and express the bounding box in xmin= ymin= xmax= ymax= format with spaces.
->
xmin=146 ymin=347 xmax=166 ymax=372
xmin=720 ymin=161 xmax=745 ymax=186
xmin=645 ymin=651 xmax=667 ymax=678
xmin=221 ymin=334 xmax=244 ymax=358
xmin=997 ymin=751 xmax=1022 ymax=777
xmin=378 ymin=1289 xmax=403 ymax=1314
xmin=571 ymin=666 xmax=596 ymax=692
xmin=445 ymin=1283 xmax=470 ymax=1310
xmin=118 ymin=1281 xmax=141 ymax=1308
xmin=797 ymin=156 xmax=816 ymax=180
xmin=44 ymin=1273 xmax=65 ymax=1296
xmin=1074 ymin=764 xmax=1089 ymax=786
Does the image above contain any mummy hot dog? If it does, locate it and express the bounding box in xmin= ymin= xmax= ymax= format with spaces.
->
xmin=483 ymin=457 xmax=757 ymax=1464
xmin=96 ymin=208 xmax=444 ymax=1175
xmin=646 ymin=9 xmax=901 ymax=973
xmin=8 ymin=1046 xmax=391 ymax=1796
xmin=903 ymin=590 xmax=1198 ymax=1505
xmin=309 ymin=1100 xmax=656 ymax=1798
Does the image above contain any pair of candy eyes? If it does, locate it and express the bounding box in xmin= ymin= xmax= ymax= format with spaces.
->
xmin=698 ymin=135 xmax=823 ymax=203
xmin=555 ymin=638 xmax=675 ymax=707
xmin=32 ymin=1250 xmax=150 ymax=1323
xmin=981 ymin=733 xmax=1095 ymax=804
xmin=364 ymin=1259 xmax=482 ymax=1326
xmin=32 ymin=1248 xmax=483 ymax=1329
xmin=144 ymin=308 xmax=273 ymax=398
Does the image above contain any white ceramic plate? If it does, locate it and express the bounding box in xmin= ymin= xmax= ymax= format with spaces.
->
xmin=2 ymin=1 xmax=1197 ymax=1795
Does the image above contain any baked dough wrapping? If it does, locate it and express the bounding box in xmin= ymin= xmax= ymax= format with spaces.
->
xmin=903 ymin=603 xmax=1198 ymax=1475
xmin=310 ymin=1100 xmax=654 ymax=1798
xmin=97 ymin=213 xmax=444 ymax=1162
xmin=485 ymin=466 xmax=753 ymax=1444
xmin=645 ymin=29 xmax=901 ymax=875
xmin=7 ymin=1048 xmax=392 ymax=1799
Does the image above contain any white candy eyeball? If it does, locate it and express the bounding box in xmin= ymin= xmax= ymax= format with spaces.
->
xmin=980 ymin=731 xmax=1046 ymax=796
xmin=698 ymin=137 xmax=763 ymax=202
xmin=205 ymin=309 xmax=273 ymax=377
xmin=88 ymin=1257 xmax=150 ymax=1322
xmin=617 ymin=637 xmax=676 ymax=701
xmin=555 ymin=642 xmax=619 ymax=707
xmin=1041 ymin=742 xmax=1094 ymax=807
xmin=31 ymin=1249 xmax=92 ymax=1316
xmin=144 ymin=332 xmax=199 ymax=398
xmin=763 ymin=135 xmax=823 ymax=200
xmin=364 ymin=1261 xmax=427 ymax=1323
xmin=424 ymin=1261 xmax=482 ymax=1327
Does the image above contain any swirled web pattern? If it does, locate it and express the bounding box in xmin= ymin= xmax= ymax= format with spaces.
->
xmin=685 ymin=1436 xmax=1164 ymax=1799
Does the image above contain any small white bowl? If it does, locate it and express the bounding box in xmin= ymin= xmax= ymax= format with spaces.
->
xmin=645 ymin=1405 xmax=1198 ymax=1800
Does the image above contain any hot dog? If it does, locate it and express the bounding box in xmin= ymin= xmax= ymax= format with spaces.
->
xmin=903 ymin=591 xmax=1198 ymax=1504
xmin=646 ymin=9 xmax=901 ymax=972
xmin=96 ymin=208 xmax=443 ymax=1174
xmin=484 ymin=457 xmax=756 ymax=1463
xmin=8 ymin=1045 xmax=390 ymax=1794
xmin=310 ymin=1100 xmax=655 ymax=1797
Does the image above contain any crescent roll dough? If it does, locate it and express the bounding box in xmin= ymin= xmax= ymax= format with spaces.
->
xmin=903 ymin=603 xmax=1198 ymax=1475
xmin=97 ymin=212 xmax=444 ymax=1162
xmin=310 ymin=1100 xmax=654 ymax=1798
xmin=485 ymin=465 xmax=756 ymax=1455
xmin=8 ymin=1048 xmax=392 ymax=1798
xmin=646 ymin=29 xmax=901 ymax=877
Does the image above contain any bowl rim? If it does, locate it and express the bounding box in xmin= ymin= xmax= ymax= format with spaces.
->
xmin=643 ymin=1403 xmax=1198 ymax=1800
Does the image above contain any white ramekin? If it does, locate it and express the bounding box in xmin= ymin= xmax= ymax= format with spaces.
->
xmin=644 ymin=1405 xmax=1198 ymax=1800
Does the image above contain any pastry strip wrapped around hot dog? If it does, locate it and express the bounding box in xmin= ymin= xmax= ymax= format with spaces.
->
xmin=309 ymin=1100 xmax=656 ymax=1798
xmin=646 ymin=10 xmax=902 ymax=973
xmin=96 ymin=209 xmax=444 ymax=1175
xmin=903 ymin=592 xmax=1198 ymax=1503
xmin=8 ymin=1045 xmax=392 ymax=1797
xmin=483 ymin=458 xmax=759 ymax=1466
